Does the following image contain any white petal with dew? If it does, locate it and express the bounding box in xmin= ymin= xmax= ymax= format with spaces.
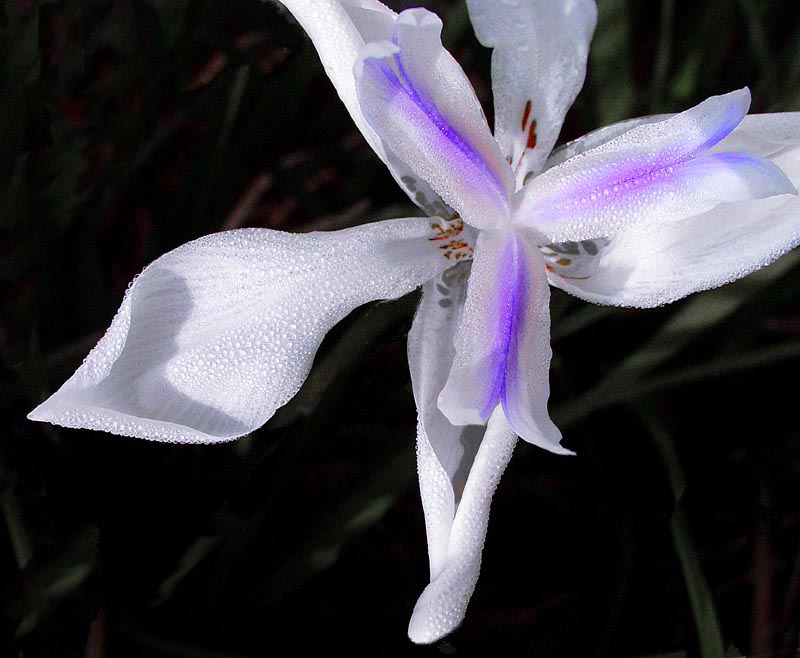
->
xmin=548 ymin=194 xmax=800 ymax=307
xmin=274 ymin=0 xmax=454 ymax=218
xmin=409 ymin=262 xmax=485 ymax=577
xmin=546 ymin=112 xmax=800 ymax=176
xmin=355 ymin=8 xmax=514 ymax=229
xmin=409 ymin=407 xmax=518 ymax=644
xmin=437 ymin=229 xmax=515 ymax=426
xmin=710 ymin=112 xmax=800 ymax=185
xmin=467 ymin=0 xmax=597 ymax=185
xmin=437 ymin=229 xmax=566 ymax=453
xmin=544 ymin=115 xmax=669 ymax=170
xmin=29 ymin=219 xmax=447 ymax=442
xmin=520 ymin=90 xmax=795 ymax=242
xmin=498 ymin=230 xmax=569 ymax=453
xmin=274 ymin=0 xmax=394 ymax=163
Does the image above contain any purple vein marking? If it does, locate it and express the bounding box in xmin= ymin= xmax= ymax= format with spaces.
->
xmin=541 ymin=101 xmax=749 ymax=214
xmin=480 ymin=235 xmax=527 ymax=420
xmin=368 ymin=44 xmax=506 ymax=203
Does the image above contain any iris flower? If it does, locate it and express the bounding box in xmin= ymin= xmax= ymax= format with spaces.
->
xmin=29 ymin=0 xmax=800 ymax=644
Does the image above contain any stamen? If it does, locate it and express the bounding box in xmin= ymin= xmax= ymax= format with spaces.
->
xmin=512 ymin=107 xmax=538 ymax=182
xmin=428 ymin=217 xmax=474 ymax=261
xmin=521 ymin=100 xmax=532 ymax=132
xmin=526 ymin=120 xmax=538 ymax=150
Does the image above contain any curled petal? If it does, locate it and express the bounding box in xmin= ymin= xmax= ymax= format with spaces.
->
xmin=520 ymin=89 xmax=795 ymax=242
xmin=409 ymin=407 xmax=518 ymax=644
xmin=467 ymin=0 xmax=598 ymax=184
xmin=416 ymin=418 xmax=457 ymax=583
xmin=548 ymin=194 xmax=800 ymax=307
xmin=29 ymin=219 xmax=447 ymax=442
xmin=355 ymin=9 xmax=514 ymax=229
xmin=409 ymin=262 xmax=485 ymax=578
xmin=438 ymin=229 xmax=567 ymax=453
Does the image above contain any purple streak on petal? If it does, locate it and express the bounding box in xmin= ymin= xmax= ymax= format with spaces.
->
xmin=696 ymin=98 xmax=750 ymax=153
xmin=364 ymin=46 xmax=507 ymax=205
xmin=536 ymin=148 xmax=794 ymax=226
xmin=705 ymin=150 xmax=796 ymax=189
xmin=538 ymin=152 xmax=697 ymax=217
xmin=527 ymin=91 xmax=758 ymax=236
xmin=498 ymin=237 xmax=528 ymax=420
xmin=478 ymin=235 xmax=526 ymax=420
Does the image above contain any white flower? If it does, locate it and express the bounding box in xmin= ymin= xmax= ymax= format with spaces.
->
xmin=29 ymin=0 xmax=800 ymax=644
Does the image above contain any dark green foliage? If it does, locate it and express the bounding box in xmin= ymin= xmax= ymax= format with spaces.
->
xmin=2 ymin=0 xmax=800 ymax=656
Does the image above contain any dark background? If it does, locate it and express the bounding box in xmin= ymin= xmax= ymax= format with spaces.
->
xmin=2 ymin=0 xmax=800 ymax=656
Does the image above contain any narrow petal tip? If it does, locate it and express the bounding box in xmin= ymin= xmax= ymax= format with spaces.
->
xmin=396 ymin=7 xmax=442 ymax=30
xmin=407 ymin=585 xmax=466 ymax=645
xmin=549 ymin=442 xmax=576 ymax=456
xmin=732 ymin=86 xmax=752 ymax=108
xmin=512 ymin=423 xmax=575 ymax=455
xmin=27 ymin=402 xmax=50 ymax=423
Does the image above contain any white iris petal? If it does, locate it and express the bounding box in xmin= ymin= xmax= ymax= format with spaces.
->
xmin=29 ymin=0 xmax=800 ymax=645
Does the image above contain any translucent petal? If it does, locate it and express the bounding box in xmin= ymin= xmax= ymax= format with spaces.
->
xmin=408 ymin=407 xmax=518 ymax=644
xmin=355 ymin=9 xmax=514 ymax=229
xmin=519 ymin=90 xmax=795 ymax=242
xmin=710 ymin=113 xmax=800 ymax=186
xmin=409 ymin=262 xmax=484 ymax=578
xmin=437 ymin=230 xmax=513 ymax=426
xmin=466 ymin=0 xmax=597 ymax=185
xmin=29 ymin=219 xmax=447 ymax=442
xmin=544 ymin=115 xmax=669 ymax=170
xmin=437 ymin=229 xmax=567 ymax=453
xmin=548 ymin=194 xmax=800 ymax=307
xmin=499 ymin=232 xmax=569 ymax=453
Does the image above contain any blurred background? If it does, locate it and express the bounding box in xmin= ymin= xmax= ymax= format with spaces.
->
xmin=2 ymin=0 xmax=800 ymax=656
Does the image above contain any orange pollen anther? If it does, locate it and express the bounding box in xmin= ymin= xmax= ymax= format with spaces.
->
xmin=429 ymin=217 xmax=472 ymax=261
xmin=526 ymin=119 xmax=538 ymax=150
xmin=521 ymin=100 xmax=532 ymax=132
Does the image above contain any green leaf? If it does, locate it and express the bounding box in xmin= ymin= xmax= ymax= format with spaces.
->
xmin=558 ymin=338 xmax=800 ymax=429
xmin=216 ymin=444 xmax=415 ymax=633
xmin=551 ymin=302 xmax=616 ymax=341
xmin=12 ymin=525 xmax=99 ymax=638
xmin=0 ymin=472 xmax=33 ymax=571
xmin=556 ymin=250 xmax=800 ymax=427
xmin=648 ymin=0 xmax=676 ymax=112
xmin=2 ymin=2 xmax=41 ymax=86
xmin=588 ymin=0 xmax=637 ymax=124
xmin=638 ymin=408 xmax=726 ymax=658
xmin=113 ymin=610 xmax=255 ymax=658
xmin=736 ymin=0 xmax=777 ymax=102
